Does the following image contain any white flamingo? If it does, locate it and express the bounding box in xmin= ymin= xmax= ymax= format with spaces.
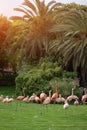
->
xmin=63 ymin=100 xmax=69 ymax=109
xmin=74 ymin=99 xmax=79 ymax=105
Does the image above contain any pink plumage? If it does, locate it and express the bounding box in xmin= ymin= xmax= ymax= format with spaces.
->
xmin=43 ymin=90 xmax=51 ymax=105
xmin=16 ymin=96 xmax=25 ymax=100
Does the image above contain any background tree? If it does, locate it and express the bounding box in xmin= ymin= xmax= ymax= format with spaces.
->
xmin=4 ymin=20 xmax=28 ymax=71
xmin=0 ymin=15 xmax=11 ymax=71
xmin=9 ymin=0 xmax=59 ymax=64
xmin=50 ymin=9 xmax=87 ymax=88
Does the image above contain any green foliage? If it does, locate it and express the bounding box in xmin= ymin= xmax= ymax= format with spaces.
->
xmin=63 ymin=71 xmax=77 ymax=79
xmin=15 ymin=60 xmax=78 ymax=96
xmin=58 ymin=79 xmax=82 ymax=98
xmin=0 ymin=15 xmax=11 ymax=69
xmin=74 ymin=87 xmax=83 ymax=97
xmin=9 ymin=0 xmax=58 ymax=63
xmin=51 ymin=9 xmax=87 ymax=87
xmin=58 ymin=79 xmax=72 ymax=97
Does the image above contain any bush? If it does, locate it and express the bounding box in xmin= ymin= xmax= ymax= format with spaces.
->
xmin=57 ymin=79 xmax=82 ymax=98
xmin=63 ymin=71 xmax=77 ymax=79
xmin=15 ymin=59 xmax=78 ymax=97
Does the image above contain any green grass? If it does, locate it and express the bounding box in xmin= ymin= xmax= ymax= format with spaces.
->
xmin=0 ymin=86 xmax=15 ymax=96
xmin=0 ymin=102 xmax=87 ymax=130
xmin=0 ymin=86 xmax=87 ymax=130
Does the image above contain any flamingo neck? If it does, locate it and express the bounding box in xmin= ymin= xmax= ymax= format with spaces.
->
xmin=72 ymin=88 xmax=74 ymax=95
xmin=49 ymin=91 xmax=51 ymax=99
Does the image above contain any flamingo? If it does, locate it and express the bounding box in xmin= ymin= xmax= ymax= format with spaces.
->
xmin=43 ymin=90 xmax=52 ymax=105
xmin=81 ymin=88 xmax=87 ymax=104
xmin=67 ymin=88 xmax=79 ymax=103
xmin=2 ymin=96 xmax=9 ymax=103
xmin=40 ymin=91 xmax=47 ymax=102
xmin=0 ymin=95 xmax=3 ymax=101
xmin=23 ymin=96 xmax=29 ymax=103
xmin=16 ymin=87 xmax=26 ymax=100
xmin=81 ymin=94 xmax=87 ymax=104
xmin=35 ymin=96 xmax=41 ymax=103
xmin=28 ymin=93 xmax=37 ymax=103
xmin=21 ymin=87 xmax=26 ymax=97
xmin=51 ymin=80 xmax=58 ymax=102
xmin=63 ymin=99 xmax=69 ymax=109
xmin=74 ymin=99 xmax=79 ymax=105
xmin=55 ymin=94 xmax=65 ymax=104
xmin=83 ymin=88 xmax=87 ymax=95
xmin=7 ymin=96 xmax=14 ymax=103
xmin=16 ymin=95 xmax=25 ymax=100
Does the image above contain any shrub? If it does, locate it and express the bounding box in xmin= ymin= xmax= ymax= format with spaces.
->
xmin=15 ymin=59 xmax=78 ymax=96
xmin=63 ymin=71 xmax=77 ymax=79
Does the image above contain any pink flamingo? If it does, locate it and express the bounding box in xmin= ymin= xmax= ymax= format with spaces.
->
xmin=40 ymin=91 xmax=47 ymax=102
xmin=23 ymin=96 xmax=29 ymax=103
xmin=51 ymin=80 xmax=58 ymax=102
xmin=7 ymin=96 xmax=14 ymax=103
xmin=67 ymin=88 xmax=79 ymax=103
xmin=81 ymin=88 xmax=87 ymax=104
xmin=0 ymin=95 xmax=3 ymax=101
xmin=35 ymin=96 xmax=41 ymax=103
xmin=43 ymin=90 xmax=52 ymax=105
xmin=16 ymin=95 xmax=25 ymax=100
xmin=28 ymin=93 xmax=36 ymax=103
xmin=16 ymin=87 xmax=26 ymax=100
xmin=56 ymin=94 xmax=65 ymax=104
xmin=81 ymin=94 xmax=87 ymax=104
xmin=2 ymin=96 xmax=9 ymax=103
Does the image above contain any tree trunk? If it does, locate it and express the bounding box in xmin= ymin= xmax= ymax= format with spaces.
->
xmin=79 ymin=68 xmax=87 ymax=88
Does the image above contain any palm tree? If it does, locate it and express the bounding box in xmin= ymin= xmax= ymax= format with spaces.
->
xmin=50 ymin=9 xmax=87 ymax=88
xmin=0 ymin=15 xmax=11 ymax=70
xmin=10 ymin=0 xmax=59 ymax=63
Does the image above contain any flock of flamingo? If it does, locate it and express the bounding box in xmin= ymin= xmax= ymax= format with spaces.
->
xmin=0 ymin=81 xmax=87 ymax=109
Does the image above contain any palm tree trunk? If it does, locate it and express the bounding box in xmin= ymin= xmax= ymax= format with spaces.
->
xmin=80 ymin=68 xmax=87 ymax=88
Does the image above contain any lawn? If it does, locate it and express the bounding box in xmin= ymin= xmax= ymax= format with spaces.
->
xmin=0 ymin=101 xmax=87 ymax=130
xmin=0 ymin=86 xmax=87 ymax=130
xmin=0 ymin=86 xmax=15 ymax=96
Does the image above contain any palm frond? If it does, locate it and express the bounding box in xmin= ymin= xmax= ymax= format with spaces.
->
xmin=47 ymin=0 xmax=56 ymax=8
xmin=19 ymin=6 xmax=35 ymax=17
xmin=22 ymin=0 xmax=38 ymax=15
xmin=48 ymin=3 xmax=60 ymax=13
xmin=10 ymin=16 xmax=23 ymax=21
xmin=14 ymin=7 xmax=31 ymax=18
